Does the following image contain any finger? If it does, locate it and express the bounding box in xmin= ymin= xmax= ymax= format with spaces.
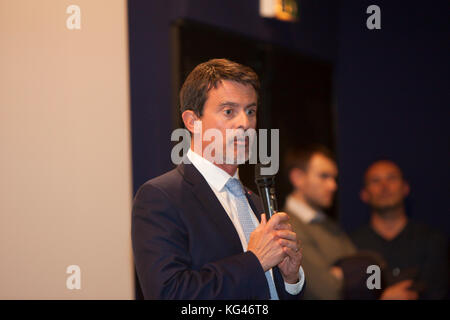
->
xmin=278 ymin=238 xmax=299 ymax=251
xmin=267 ymin=212 xmax=289 ymax=229
xmin=260 ymin=213 xmax=267 ymax=226
xmin=407 ymin=291 xmax=418 ymax=300
xmin=283 ymin=247 xmax=302 ymax=261
xmin=398 ymin=280 xmax=413 ymax=288
xmin=275 ymin=230 xmax=297 ymax=241
xmin=274 ymin=223 xmax=292 ymax=231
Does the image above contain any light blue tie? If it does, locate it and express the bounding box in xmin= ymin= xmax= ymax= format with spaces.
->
xmin=225 ymin=178 xmax=279 ymax=300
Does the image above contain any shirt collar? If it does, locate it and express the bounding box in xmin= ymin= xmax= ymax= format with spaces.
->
xmin=285 ymin=194 xmax=326 ymax=224
xmin=187 ymin=148 xmax=239 ymax=192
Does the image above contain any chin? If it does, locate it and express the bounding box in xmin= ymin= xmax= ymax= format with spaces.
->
xmin=373 ymin=202 xmax=402 ymax=212
xmin=223 ymin=154 xmax=249 ymax=165
xmin=321 ymin=198 xmax=335 ymax=208
xmin=321 ymin=203 xmax=333 ymax=210
xmin=224 ymin=143 xmax=249 ymax=165
xmin=313 ymin=200 xmax=332 ymax=210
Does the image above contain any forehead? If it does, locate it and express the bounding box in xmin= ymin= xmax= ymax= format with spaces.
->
xmin=207 ymin=80 xmax=257 ymax=102
xmin=308 ymin=153 xmax=337 ymax=173
xmin=365 ymin=161 xmax=402 ymax=179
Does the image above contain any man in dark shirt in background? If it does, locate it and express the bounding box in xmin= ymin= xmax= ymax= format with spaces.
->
xmin=351 ymin=160 xmax=448 ymax=299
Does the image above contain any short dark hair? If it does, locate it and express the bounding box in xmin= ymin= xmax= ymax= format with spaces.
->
xmin=284 ymin=144 xmax=336 ymax=174
xmin=179 ymin=58 xmax=260 ymax=117
xmin=363 ymin=159 xmax=405 ymax=185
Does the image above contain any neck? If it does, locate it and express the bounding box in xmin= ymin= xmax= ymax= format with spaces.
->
xmin=292 ymin=190 xmax=319 ymax=212
xmin=215 ymin=163 xmax=238 ymax=176
xmin=370 ymin=206 xmax=408 ymax=240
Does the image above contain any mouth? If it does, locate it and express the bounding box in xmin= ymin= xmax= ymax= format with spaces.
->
xmin=233 ymin=141 xmax=249 ymax=152
xmin=230 ymin=136 xmax=248 ymax=145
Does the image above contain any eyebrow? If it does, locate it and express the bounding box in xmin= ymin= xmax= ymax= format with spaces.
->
xmin=218 ymin=101 xmax=257 ymax=108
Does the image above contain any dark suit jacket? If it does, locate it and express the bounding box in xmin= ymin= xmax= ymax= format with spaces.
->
xmin=132 ymin=162 xmax=303 ymax=299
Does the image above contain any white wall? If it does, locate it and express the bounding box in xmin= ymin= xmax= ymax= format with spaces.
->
xmin=0 ymin=0 xmax=134 ymax=299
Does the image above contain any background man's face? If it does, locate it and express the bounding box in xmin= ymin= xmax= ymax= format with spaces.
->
xmin=362 ymin=161 xmax=409 ymax=211
xmin=199 ymin=80 xmax=257 ymax=163
xmin=299 ymin=153 xmax=338 ymax=209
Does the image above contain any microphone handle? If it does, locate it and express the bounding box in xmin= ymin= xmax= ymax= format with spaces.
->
xmin=258 ymin=186 xmax=278 ymax=219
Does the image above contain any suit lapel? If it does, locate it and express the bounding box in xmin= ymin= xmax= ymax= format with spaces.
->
xmin=177 ymin=162 xmax=243 ymax=252
xmin=245 ymin=188 xmax=263 ymax=222
xmin=179 ymin=163 xmax=289 ymax=297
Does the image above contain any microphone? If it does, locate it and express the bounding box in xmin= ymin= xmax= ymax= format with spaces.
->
xmin=254 ymin=163 xmax=278 ymax=219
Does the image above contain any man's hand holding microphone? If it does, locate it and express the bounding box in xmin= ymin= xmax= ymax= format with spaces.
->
xmin=248 ymin=212 xmax=302 ymax=284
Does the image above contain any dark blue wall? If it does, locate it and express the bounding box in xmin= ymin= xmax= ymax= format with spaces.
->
xmin=128 ymin=0 xmax=339 ymax=191
xmin=128 ymin=0 xmax=449 ymax=236
xmin=335 ymin=0 xmax=450 ymax=235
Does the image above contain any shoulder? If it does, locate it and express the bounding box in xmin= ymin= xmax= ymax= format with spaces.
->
xmin=132 ymin=167 xmax=190 ymax=228
xmin=283 ymin=208 xmax=314 ymax=242
xmin=284 ymin=209 xmax=307 ymax=231
xmin=134 ymin=166 xmax=183 ymax=202
xmin=351 ymin=224 xmax=371 ymax=237
xmin=350 ymin=224 xmax=373 ymax=244
xmin=407 ymin=221 xmax=447 ymax=245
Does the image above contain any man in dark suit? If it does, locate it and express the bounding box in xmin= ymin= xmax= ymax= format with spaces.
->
xmin=132 ymin=59 xmax=304 ymax=299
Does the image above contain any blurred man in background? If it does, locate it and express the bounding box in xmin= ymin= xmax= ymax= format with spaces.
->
xmin=283 ymin=145 xmax=358 ymax=299
xmin=284 ymin=147 xmax=428 ymax=299
xmin=351 ymin=160 xmax=448 ymax=299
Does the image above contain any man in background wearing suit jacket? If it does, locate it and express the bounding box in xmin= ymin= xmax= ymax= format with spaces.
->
xmin=132 ymin=58 xmax=305 ymax=299
xmin=283 ymin=145 xmax=357 ymax=299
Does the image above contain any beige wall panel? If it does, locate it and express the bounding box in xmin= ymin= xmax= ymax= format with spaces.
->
xmin=0 ymin=0 xmax=134 ymax=299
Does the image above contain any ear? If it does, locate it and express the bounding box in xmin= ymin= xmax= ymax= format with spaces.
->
xmin=402 ymin=181 xmax=410 ymax=197
xmin=181 ymin=110 xmax=199 ymax=135
xmin=360 ymin=188 xmax=369 ymax=203
xmin=289 ymin=168 xmax=305 ymax=189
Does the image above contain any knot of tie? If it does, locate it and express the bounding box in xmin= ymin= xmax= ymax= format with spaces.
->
xmin=225 ymin=178 xmax=246 ymax=198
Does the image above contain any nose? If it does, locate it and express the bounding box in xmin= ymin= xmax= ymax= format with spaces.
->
xmin=329 ymin=178 xmax=338 ymax=192
xmin=380 ymin=179 xmax=390 ymax=191
xmin=236 ymin=109 xmax=250 ymax=130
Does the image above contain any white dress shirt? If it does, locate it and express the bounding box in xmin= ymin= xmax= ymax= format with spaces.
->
xmin=285 ymin=195 xmax=326 ymax=224
xmin=187 ymin=149 xmax=305 ymax=295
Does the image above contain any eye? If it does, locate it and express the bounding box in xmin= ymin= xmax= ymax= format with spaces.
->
xmin=387 ymin=175 xmax=400 ymax=182
xmin=224 ymin=109 xmax=233 ymax=116
xmin=320 ymin=173 xmax=330 ymax=180
xmin=246 ymin=108 xmax=256 ymax=116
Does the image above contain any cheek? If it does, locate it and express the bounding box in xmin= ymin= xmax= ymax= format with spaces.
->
xmin=201 ymin=114 xmax=224 ymax=133
xmin=383 ymin=182 xmax=398 ymax=194
xmin=364 ymin=187 xmax=377 ymax=199
xmin=393 ymin=185 xmax=405 ymax=197
xmin=320 ymin=182 xmax=332 ymax=195
xmin=308 ymin=180 xmax=324 ymax=196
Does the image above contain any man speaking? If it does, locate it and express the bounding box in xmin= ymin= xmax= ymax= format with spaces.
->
xmin=132 ymin=59 xmax=305 ymax=299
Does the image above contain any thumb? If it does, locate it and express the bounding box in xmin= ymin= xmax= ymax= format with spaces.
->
xmin=397 ymin=280 xmax=413 ymax=288
xmin=260 ymin=213 xmax=267 ymax=226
